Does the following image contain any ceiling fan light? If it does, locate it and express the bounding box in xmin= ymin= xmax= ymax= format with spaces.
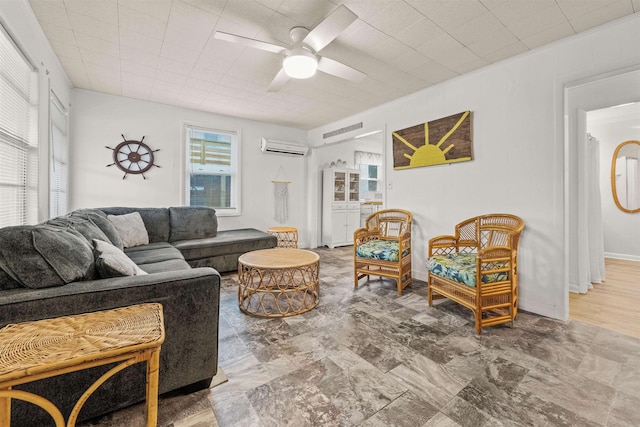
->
xmin=283 ymin=49 xmax=318 ymax=79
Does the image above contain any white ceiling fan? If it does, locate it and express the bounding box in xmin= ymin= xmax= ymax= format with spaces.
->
xmin=213 ymin=5 xmax=366 ymax=92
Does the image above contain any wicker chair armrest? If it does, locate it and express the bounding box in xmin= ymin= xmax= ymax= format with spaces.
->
xmin=477 ymin=246 xmax=514 ymax=276
xmin=354 ymin=227 xmax=368 ymax=239
xmin=354 ymin=229 xmax=379 ymax=246
xmin=428 ymin=235 xmax=457 ymax=256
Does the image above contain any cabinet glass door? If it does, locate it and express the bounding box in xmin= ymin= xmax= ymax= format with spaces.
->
xmin=348 ymin=172 xmax=360 ymax=202
xmin=334 ymin=172 xmax=346 ymax=202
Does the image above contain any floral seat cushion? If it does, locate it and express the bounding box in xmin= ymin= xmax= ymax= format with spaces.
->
xmin=356 ymin=240 xmax=408 ymax=262
xmin=426 ymin=253 xmax=508 ymax=287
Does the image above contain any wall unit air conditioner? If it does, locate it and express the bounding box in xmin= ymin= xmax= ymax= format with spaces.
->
xmin=259 ymin=137 xmax=309 ymax=156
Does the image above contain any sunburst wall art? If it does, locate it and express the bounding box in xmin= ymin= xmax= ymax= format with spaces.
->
xmin=392 ymin=111 xmax=473 ymax=170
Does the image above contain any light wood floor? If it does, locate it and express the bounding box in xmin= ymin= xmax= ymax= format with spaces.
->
xmin=570 ymin=258 xmax=640 ymax=339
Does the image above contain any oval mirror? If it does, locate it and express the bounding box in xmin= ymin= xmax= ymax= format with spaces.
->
xmin=611 ymin=140 xmax=640 ymax=213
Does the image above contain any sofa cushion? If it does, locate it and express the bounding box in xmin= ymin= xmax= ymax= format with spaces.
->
xmin=100 ymin=207 xmax=170 ymax=243
xmin=172 ymin=229 xmax=277 ymax=261
xmin=137 ymin=259 xmax=192 ymax=274
xmin=169 ymin=207 xmax=217 ymax=242
xmin=125 ymin=245 xmax=185 ymax=265
xmin=426 ymin=253 xmax=509 ymax=287
xmin=123 ymin=242 xmax=175 ymax=253
xmin=187 ymin=253 xmax=240 ymax=273
xmin=0 ymin=269 xmax=21 ymax=290
xmin=0 ymin=225 xmax=94 ymax=289
xmin=71 ymin=209 xmax=124 ymax=250
xmin=356 ymin=240 xmax=409 ymax=262
xmin=107 ymin=212 xmax=150 ymax=248
xmin=47 ymin=215 xmax=110 ymax=245
xmin=93 ymin=239 xmax=148 ymax=278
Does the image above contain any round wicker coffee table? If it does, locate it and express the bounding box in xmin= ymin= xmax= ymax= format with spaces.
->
xmin=238 ymin=249 xmax=320 ymax=318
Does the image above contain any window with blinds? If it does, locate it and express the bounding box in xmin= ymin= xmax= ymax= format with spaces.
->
xmin=50 ymin=92 xmax=68 ymax=218
xmin=355 ymin=151 xmax=382 ymax=199
xmin=185 ymin=125 xmax=240 ymax=215
xmin=0 ymin=24 xmax=38 ymax=227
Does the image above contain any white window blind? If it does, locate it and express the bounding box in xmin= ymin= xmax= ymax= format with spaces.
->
xmin=354 ymin=151 xmax=382 ymax=166
xmin=0 ymin=24 xmax=38 ymax=227
xmin=50 ymin=92 xmax=68 ymax=218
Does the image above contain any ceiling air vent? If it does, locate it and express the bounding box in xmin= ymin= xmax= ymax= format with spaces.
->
xmin=323 ymin=122 xmax=363 ymax=139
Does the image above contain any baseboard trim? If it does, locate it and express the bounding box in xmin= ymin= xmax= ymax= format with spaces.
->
xmin=604 ymin=252 xmax=640 ymax=262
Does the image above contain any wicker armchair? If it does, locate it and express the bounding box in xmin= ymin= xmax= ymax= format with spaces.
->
xmin=427 ymin=214 xmax=524 ymax=333
xmin=354 ymin=209 xmax=413 ymax=295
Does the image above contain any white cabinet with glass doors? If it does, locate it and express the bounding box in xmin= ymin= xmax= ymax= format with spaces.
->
xmin=322 ymin=168 xmax=360 ymax=248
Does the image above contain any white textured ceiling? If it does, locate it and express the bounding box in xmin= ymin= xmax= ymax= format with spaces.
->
xmin=28 ymin=0 xmax=640 ymax=129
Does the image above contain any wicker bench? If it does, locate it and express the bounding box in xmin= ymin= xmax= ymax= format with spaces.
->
xmin=427 ymin=214 xmax=524 ymax=334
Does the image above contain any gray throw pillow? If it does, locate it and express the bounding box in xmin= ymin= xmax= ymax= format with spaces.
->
xmin=47 ymin=215 xmax=110 ymax=245
xmin=93 ymin=239 xmax=148 ymax=278
xmin=71 ymin=210 xmax=124 ymax=250
xmin=107 ymin=212 xmax=149 ymax=248
xmin=0 ymin=225 xmax=95 ymax=289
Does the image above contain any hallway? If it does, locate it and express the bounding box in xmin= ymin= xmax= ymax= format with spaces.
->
xmin=570 ymin=258 xmax=640 ymax=339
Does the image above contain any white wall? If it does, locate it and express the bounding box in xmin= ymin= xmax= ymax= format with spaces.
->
xmin=588 ymin=108 xmax=640 ymax=260
xmin=0 ymin=0 xmax=73 ymax=222
xmin=308 ymin=13 xmax=640 ymax=320
xmin=70 ymin=90 xmax=309 ymax=244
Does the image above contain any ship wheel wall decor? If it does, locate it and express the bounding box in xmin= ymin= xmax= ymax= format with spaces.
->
xmin=106 ymin=135 xmax=160 ymax=179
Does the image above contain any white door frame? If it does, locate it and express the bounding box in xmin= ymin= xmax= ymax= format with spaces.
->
xmin=563 ymin=66 xmax=640 ymax=316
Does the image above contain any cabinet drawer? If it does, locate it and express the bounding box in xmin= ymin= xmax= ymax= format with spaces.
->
xmin=348 ymin=202 xmax=361 ymax=210
xmin=333 ymin=203 xmax=347 ymax=210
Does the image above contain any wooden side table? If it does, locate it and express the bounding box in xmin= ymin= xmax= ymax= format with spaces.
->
xmin=267 ymin=226 xmax=298 ymax=248
xmin=0 ymin=303 xmax=165 ymax=427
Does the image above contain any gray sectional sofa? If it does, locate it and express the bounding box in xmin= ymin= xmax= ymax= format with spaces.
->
xmin=0 ymin=206 xmax=276 ymax=426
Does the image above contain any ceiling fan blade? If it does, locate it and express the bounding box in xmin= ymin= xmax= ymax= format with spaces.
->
xmin=267 ymin=68 xmax=290 ymax=92
xmin=318 ymin=56 xmax=366 ymax=83
xmin=214 ymin=31 xmax=287 ymax=54
xmin=303 ymin=5 xmax=357 ymax=52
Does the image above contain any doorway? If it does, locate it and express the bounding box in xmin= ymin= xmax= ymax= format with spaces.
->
xmin=565 ymin=70 xmax=640 ymax=337
xmin=313 ymin=130 xmax=385 ymax=247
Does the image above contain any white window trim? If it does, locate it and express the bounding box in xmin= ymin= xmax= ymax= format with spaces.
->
xmin=49 ymin=90 xmax=68 ymax=218
xmin=0 ymin=22 xmax=38 ymax=227
xmin=182 ymin=123 xmax=241 ymax=216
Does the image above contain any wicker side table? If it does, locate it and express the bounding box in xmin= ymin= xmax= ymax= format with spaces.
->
xmin=0 ymin=303 xmax=165 ymax=427
xmin=267 ymin=226 xmax=298 ymax=248
xmin=238 ymin=248 xmax=319 ymax=317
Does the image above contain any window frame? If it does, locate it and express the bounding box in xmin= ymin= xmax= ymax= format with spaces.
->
xmin=357 ymin=164 xmax=381 ymax=200
xmin=49 ymin=90 xmax=68 ymax=218
xmin=183 ymin=123 xmax=241 ymax=216
xmin=354 ymin=151 xmax=383 ymax=201
xmin=0 ymin=22 xmax=38 ymax=227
